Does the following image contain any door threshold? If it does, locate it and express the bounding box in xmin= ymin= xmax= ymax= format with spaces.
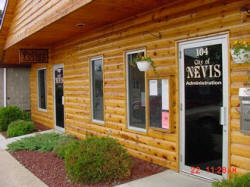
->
xmin=55 ymin=127 xmax=65 ymax=133
xmin=180 ymin=171 xmax=216 ymax=182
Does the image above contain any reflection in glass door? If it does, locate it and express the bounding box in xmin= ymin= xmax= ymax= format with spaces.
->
xmin=179 ymin=35 xmax=228 ymax=180
xmin=185 ymin=44 xmax=223 ymax=172
xmin=54 ymin=65 xmax=64 ymax=130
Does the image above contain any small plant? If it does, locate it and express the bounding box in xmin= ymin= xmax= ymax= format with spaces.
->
xmin=212 ymin=173 xmax=250 ymax=187
xmin=23 ymin=111 xmax=31 ymax=121
xmin=130 ymin=54 xmax=156 ymax=72
xmin=64 ymin=136 xmax=134 ymax=184
xmin=8 ymin=132 xmax=68 ymax=152
xmin=7 ymin=120 xmax=35 ymax=137
xmin=52 ymin=135 xmax=76 ymax=159
xmin=231 ymin=40 xmax=250 ymax=64
xmin=0 ymin=106 xmax=24 ymax=131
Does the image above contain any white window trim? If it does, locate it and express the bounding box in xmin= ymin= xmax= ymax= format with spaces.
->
xmin=90 ymin=56 xmax=104 ymax=124
xmin=126 ymin=49 xmax=146 ymax=132
xmin=37 ymin=68 xmax=47 ymax=112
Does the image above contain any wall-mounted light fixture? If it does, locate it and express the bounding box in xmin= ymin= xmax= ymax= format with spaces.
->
xmin=76 ymin=23 xmax=85 ymax=27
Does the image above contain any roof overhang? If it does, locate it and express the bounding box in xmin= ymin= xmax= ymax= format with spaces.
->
xmin=0 ymin=0 xmax=17 ymax=64
xmin=1 ymin=0 xmax=176 ymax=65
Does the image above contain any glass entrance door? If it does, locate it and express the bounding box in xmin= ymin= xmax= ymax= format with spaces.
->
xmin=179 ymin=35 xmax=228 ymax=180
xmin=54 ymin=65 xmax=64 ymax=130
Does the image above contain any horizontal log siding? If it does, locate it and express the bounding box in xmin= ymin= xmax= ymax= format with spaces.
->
xmin=230 ymin=63 xmax=250 ymax=174
xmin=30 ymin=0 xmax=250 ymax=173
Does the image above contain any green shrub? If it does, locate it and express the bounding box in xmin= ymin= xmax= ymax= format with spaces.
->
xmin=212 ymin=173 xmax=250 ymax=187
xmin=0 ymin=106 xmax=24 ymax=131
xmin=8 ymin=132 xmax=67 ymax=152
xmin=7 ymin=120 xmax=35 ymax=137
xmin=22 ymin=111 xmax=31 ymax=121
xmin=64 ymin=136 xmax=133 ymax=184
xmin=52 ymin=135 xmax=76 ymax=159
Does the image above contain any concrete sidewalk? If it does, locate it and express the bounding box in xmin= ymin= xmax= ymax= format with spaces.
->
xmin=116 ymin=170 xmax=212 ymax=187
xmin=0 ymin=148 xmax=47 ymax=187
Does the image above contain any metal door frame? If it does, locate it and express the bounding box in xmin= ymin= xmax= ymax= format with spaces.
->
xmin=179 ymin=34 xmax=229 ymax=180
xmin=53 ymin=64 xmax=65 ymax=132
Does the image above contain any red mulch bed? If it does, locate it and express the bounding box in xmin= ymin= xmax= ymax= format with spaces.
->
xmin=10 ymin=150 xmax=166 ymax=187
xmin=1 ymin=123 xmax=50 ymax=138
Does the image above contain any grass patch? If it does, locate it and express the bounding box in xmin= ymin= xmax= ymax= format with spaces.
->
xmin=212 ymin=173 xmax=250 ymax=187
xmin=8 ymin=132 xmax=74 ymax=152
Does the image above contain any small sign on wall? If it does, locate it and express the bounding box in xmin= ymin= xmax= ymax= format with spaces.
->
xmin=162 ymin=79 xmax=169 ymax=110
xmin=19 ymin=49 xmax=48 ymax=64
xmin=149 ymin=80 xmax=158 ymax=96
xmin=162 ymin=111 xmax=169 ymax=129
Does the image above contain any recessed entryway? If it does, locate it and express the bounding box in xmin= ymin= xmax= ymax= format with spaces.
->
xmin=53 ymin=64 xmax=65 ymax=132
xmin=179 ymin=35 xmax=229 ymax=180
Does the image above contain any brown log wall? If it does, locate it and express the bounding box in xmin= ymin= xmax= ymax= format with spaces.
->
xmin=30 ymin=0 xmax=250 ymax=173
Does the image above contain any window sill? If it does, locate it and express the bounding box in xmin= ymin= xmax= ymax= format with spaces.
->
xmin=38 ymin=108 xmax=47 ymax=112
xmin=127 ymin=126 xmax=147 ymax=134
xmin=149 ymin=127 xmax=173 ymax=134
xmin=92 ymin=119 xmax=104 ymax=125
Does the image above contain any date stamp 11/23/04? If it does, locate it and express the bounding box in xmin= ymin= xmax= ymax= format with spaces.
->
xmin=191 ymin=166 xmax=237 ymax=175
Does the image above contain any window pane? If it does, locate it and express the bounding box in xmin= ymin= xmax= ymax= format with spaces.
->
xmin=92 ymin=59 xmax=104 ymax=121
xmin=127 ymin=52 xmax=146 ymax=129
xmin=38 ymin=69 xmax=46 ymax=109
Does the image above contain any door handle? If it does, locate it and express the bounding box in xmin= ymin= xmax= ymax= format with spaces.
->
xmin=220 ymin=107 xmax=226 ymax=126
xmin=62 ymin=96 xmax=64 ymax=105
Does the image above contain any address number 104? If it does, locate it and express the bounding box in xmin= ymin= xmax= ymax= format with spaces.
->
xmin=196 ymin=47 xmax=208 ymax=57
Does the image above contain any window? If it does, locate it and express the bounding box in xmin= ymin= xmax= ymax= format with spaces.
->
xmin=91 ymin=57 xmax=104 ymax=122
xmin=126 ymin=50 xmax=146 ymax=131
xmin=38 ymin=69 xmax=47 ymax=110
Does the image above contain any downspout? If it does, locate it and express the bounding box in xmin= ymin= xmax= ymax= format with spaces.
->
xmin=3 ymin=68 xmax=6 ymax=107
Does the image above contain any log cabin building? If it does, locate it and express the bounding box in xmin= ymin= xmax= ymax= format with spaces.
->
xmin=0 ymin=0 xmax=249 ymax=181
xmin=0 ymin=1 xmax=30 ymax=110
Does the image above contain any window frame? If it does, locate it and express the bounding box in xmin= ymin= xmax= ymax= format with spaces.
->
xmin=126 ymin=49 xmax=147 ymax=132
xmin=147 ymin=76 xmax=174 ymax=133
xmin=90 ymin=56 xmax=104 ymax=124
xmin=37 ymin=68 xmax=47 ymax=111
